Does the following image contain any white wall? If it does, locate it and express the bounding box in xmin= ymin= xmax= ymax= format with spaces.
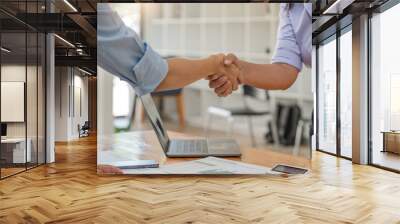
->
xmin=97 ymin=67 xmax=115 ymax=164
xmin=54 ymin=67 xmax=89 ymax=141
xmin=55 ymin=67 xmax=68 ymax=141
xmin=1 ymin=65 xmax=36 ymax=138
xmin=1 ymin=64 xmax=46 ymax=163
xmin=1 ymin=66 xmax=26 ymax=139
xmin=72 ymin=74 xmax=89 ymax=137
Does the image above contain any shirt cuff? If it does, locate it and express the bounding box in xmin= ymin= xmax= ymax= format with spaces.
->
xmin=132 ymin=43 xmax=168 ymax=96
xmin=271 ymin=47 xmax=302 ymax=71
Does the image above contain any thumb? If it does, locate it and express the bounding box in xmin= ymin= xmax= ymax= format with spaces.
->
xmin=207 ymin=74 xmax=220 ymax=80
xmin=224 ymin=53 xmax=238 ymax=65
xmin=224 ymin=59 xmax=233 ymax=65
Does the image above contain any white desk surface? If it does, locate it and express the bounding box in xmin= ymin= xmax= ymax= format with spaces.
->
xmin=1 ymin=138 xmax=28 ymax=144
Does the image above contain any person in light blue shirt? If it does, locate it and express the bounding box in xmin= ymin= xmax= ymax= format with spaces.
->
xmin=97 ymin=4 xmax=244 ymax=174
xmin=208 ymin=3 xmax=312 ymax=95
xmin=97 ymin=4 xmax=242 ymax=97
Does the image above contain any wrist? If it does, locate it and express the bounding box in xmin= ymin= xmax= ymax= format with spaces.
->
xmin=207 ymin=54 xmax=220 ymax=75
xmin=237 ymin=60 xmax=248 ymax=85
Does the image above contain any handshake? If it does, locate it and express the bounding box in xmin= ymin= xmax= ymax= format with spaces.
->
xmin=207 ymin=53 xmax=242 ymax=97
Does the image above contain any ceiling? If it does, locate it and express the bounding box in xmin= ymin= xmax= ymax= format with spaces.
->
xmin=0 ymin=0 xmax=99 ymax=73
xmin=6 ymin=0 xmax=391 ymax=72
xmin=312 ymin=0 xmax=391 ymax=44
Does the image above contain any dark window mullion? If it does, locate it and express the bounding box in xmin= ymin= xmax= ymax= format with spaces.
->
xmin=36 ymin=0 xmax=39 ymax=167
xmin=316 ymin=45 xmax=320 ymax=151
xmin=367 ymin=11 xmax=373 ymax=165
xmin=336 ymin=28 xmax=341 ymax=157
xmin=25 ymin=0 xmax=28 ymax=171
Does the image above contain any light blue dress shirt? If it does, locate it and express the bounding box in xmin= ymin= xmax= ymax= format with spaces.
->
xmin=272 ymin=3 xmax=312 ymax=71
xmin=97 ymin=4 xmax=168 ymax=96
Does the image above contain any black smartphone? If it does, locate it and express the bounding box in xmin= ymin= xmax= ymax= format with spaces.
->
xmin=272 ymin=164 xmax=308 ymax=174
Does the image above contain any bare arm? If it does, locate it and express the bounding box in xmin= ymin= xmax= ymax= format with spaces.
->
xmin=156 ymin=54 xmax=241 ymax=94
xmin=237 ymin=60 xmax=299 ymax=90
xmin=208 ymin=54 xmax=299 ymax=95
xmin=156 ymin=57 xmax=216 ymax=91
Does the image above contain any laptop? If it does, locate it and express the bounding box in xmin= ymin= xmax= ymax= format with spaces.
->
xmin=140 ymin=94 xmax=241 ymax=157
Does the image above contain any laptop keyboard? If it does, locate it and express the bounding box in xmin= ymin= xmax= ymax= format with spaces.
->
xmin=170 ymin=140 xmax=208 ymax=154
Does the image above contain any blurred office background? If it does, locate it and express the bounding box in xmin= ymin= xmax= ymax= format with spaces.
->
xmin=98 ymin=3 xmax=313 ymax=159
xmin=2 ymin=0 xmax=399 ymax=178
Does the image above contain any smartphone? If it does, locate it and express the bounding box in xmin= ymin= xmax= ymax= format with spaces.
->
xmin=105 ymin=160 xmax=159 ymax=169
xmin=272 ymin=164 xmax=308 ymax=174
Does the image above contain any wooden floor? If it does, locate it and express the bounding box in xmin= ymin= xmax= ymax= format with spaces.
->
xmin=372 ymin=151 xmax=400 ymax=171
xmin=1 ymin=135 xmax=400 ymax=223
xmin=0 ymin=167 xmax=26 ymax=178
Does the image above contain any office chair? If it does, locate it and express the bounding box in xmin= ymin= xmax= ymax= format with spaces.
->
xmin=78 ymin=121 xmax=90 ymax=138
xmin=204 ymin=85 xmax=279 ymax=147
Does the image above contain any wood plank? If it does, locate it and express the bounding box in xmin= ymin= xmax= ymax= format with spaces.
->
xmin=0 ymin=135 xmax=400 ymax=223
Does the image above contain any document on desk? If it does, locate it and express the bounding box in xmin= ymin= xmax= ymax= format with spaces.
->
xmin=121 ymin=157 xmax=280 ymax=175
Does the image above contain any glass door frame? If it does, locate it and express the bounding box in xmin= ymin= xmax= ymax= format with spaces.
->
xmin=367 ymin=0 xmax=400 ymax=173
xmin=315 ymin=24 xmax=353 ymax=161
xmin=0 ymin=1 xmax=47 ymax=180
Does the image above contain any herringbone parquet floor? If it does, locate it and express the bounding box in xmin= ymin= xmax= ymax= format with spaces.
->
xmin=1 ymin=135 xmax=400 ymax=224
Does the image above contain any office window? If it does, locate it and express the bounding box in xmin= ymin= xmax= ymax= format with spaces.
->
xmin=0 ymin=1 xmax=46 ymax=179
xmin=113 ymin=78 xmax=132 ymax=117
xmin=339 ymin=29 xmax=352 ymax=158
xmin=318 ymin=37 xmax=337 ymax=154
xmin=1 ymin=31 xmax=28 ymax=177
xmin=371 ymin=3 xmax=400 ymax=171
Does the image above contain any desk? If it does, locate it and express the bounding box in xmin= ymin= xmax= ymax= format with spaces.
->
xmin=382 ymin=131 xmax=400 ymax=154
xmin=1 ymin=138 xmax=31 ymax=164
xmin=98 ymin=131 xmax=311 ymax=174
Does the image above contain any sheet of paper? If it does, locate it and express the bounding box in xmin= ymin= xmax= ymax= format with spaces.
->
xmin=122 ymin=156 xmax=280 ymax=175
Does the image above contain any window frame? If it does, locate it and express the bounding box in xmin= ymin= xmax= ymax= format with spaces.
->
xmin=367 ymin=0 xmax=400 ymax=173
xmin=0 ymin=0 xmax=47 ymax=180
xmin=315 ymin=23 xmax=352 ymax=160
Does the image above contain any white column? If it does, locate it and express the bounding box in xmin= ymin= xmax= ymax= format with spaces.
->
xmin=352 ymin=14 xmax=369 ymax=164
xmin=97 ymin=68 xmax=114 ymax=137
xmin=54 ymin=67 xmax=73 ymax=141
xmin=312 ymin=45 xmax=317 ymax=151
xmin=46 ymin=32 xmax=55 ymax=163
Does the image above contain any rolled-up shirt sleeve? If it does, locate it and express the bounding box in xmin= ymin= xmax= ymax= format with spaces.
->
xmin=97 ymin=4 xmax=168 ymax=95
xmin=271 ymin=4 xmax=302 ymax=71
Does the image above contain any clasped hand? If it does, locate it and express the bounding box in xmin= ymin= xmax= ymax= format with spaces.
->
xmin=208 ymin=53 xmax=241 ymax=97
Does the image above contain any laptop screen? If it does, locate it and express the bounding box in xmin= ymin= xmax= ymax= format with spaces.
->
xmin=140 ymin=94 xmax=170 ymax=152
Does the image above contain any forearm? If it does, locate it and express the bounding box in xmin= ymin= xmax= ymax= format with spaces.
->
xmin=238 ymin=61 xmax=299 ymax=90
xmin=156 ymin=57 xmax=216 ymax=91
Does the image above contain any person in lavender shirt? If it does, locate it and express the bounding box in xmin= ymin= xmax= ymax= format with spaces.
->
xmin=208 ymin=3 xmax=312 ymax=95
